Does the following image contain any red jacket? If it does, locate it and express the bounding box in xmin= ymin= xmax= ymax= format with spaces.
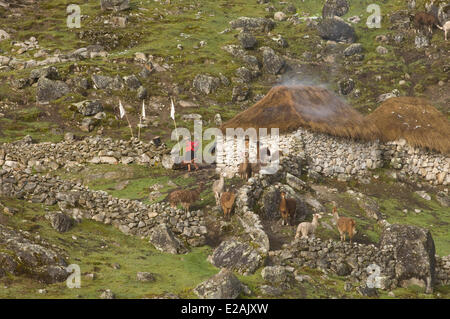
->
xmin=186 ymin=141 xmax=198 ymax=152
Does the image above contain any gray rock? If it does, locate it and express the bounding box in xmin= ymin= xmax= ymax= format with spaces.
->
xmin=436 ymin=192 xmax=449 ymax=207
xmin=317 ymin=17 xmax=356 ymax=43
xmin=91 ymin=74 xmax=114 ymax=90
xmin=357 ymin=284 xmax=378 ymax=297
xmin=322 ymin=0 xmax=349 ymax=18
xmin=230 ymin=17 xmax=275 ymax=32
xmin=208 ymin=239 xmax=263 ymax=275
xmin=261 ymin=266 xmax=293 ymax=284
xmin=149 ymin=224 xmax=188 ymax=254
xmin=380 ymin=224 xmax=436 ymax=293
xmin=286 ymin=173 xmax=306 ymax=191
xmin=259 ymin=284 xmax=283 ymax=296
xmin=239 ymin=32 xmax=257 ymax=49
xmin=137 ymin=86 xmax=147 ymax=99
xmin=79 ymin=117 xmax=99 ymax=132
xmin=193 ymin=74 xmax=221 ymax=95
xmin=0 ymin=224 xmax=69 ymax=284
xmin=232 ymin=85 xmax=250 ymax=102
xmin=72 ymin=100 xmax=103 ymax=116
xmin=45 ymin=212 xmax=74 ymax=233
xmin=100 ymin=289 xmax=115 ymax=299
xmin=338 ymin=78 xmax=354 ymax=95
xmin=136 ymin=272 xmax=156 ymax=282
xmin=100 ymin=0 xmax=130 ymax=11
xmin=235 ymin=67 xmax=253 ymax=83
xmin=36 ymin=78 xmax=70 ymax=104
xmin=336 ymin=262 xmax=352 ymax=276
xmin=194 ymin=269 xmax=243 ymax=299
xmin=30 ymin=66 xmax=59 ymax=81
xmin=261 ymin=47 xmax=285 ymax=74
xmin=123 ymin=75 xmax=141 ymax=90
xmin=343 ymin=43 xmax=362 ymax=56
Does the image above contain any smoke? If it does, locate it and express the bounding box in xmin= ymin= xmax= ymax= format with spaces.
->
xmin=273 ymin=75 xmax=350 ymax=122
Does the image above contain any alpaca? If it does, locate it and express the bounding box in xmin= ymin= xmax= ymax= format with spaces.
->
xmin=332 ymin=206 xmax=357 ymax=243
xmin=295 ymin=214 xmax=321 ymax=240
xmin=168 ymin=187 xmax=201 ymax=213
xmin=212 ymin=173 xmax=225 ymax=206
xmin=220 ymin=191 xmax=237 ymax=220
xmin=437 ymin=20 xmax=450 ymax=40
xmin=279 ymin=191 xmax=296 ymax=226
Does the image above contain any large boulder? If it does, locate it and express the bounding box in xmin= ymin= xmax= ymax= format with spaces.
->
xmin=36 ymin=77 xmax=70 ymax=104
xmin=193 ymin=74 xmax=221 ymax=95
xmin=149 ymin=224 xmax=188 ymax=254
xmin=322 ymin=0 xmax=350 ymax=18
xmin=380 ymin=224 xmax=436 ymax=293
xmin=317 ymin=17 xmax=356 ymax=43
xmin=261 ymin=47 xmax=285 ymax=75
xmin=100 ymin=0 xmax=130 ymax=11
xmin=230 ymin=17 xmax=275 ymax=32
xmin=194 ymin=269 xmax=243 ymax=299
xmin=238 ymin=32 xmax=257 ymax=49
xmin=30 ymin=66 xmax=59 ymax=82
xmin=91 ymin=74 xmax=114 ymax=90
xmin=208 ymin=239 xmax=263 ymax=275
xmin=45 ymin=212 xmax=74 ymax=233
xmin=72 ymin=100 xmax=104 ymax=116
xmin=0 ymin=224 xmax=69 ymax=283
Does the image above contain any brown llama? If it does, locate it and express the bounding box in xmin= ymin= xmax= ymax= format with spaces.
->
xmin=220 ymin=191 xmax=237 ymax=220
xmin=332 ymin=206 xmax=356 ymax=243
xmin=279 ymin=191 xmax=296 ymax=226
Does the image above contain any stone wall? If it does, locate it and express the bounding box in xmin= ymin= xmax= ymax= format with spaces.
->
xmin=382 ymin=139 xmax=450 ymax=186
xmin=0 ymin=135 xmax=168 ymax=172
xmin=0 ymin=169 xmax=206 ymax=247
xmin=215 ymin=128 xmax=449 ymax=185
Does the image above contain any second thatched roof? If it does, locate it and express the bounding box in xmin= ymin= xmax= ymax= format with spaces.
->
xmin=366 ymin=96 xmax=450 ymax=154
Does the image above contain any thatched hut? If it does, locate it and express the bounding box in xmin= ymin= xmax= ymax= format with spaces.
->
xmin=366 ymin=97 xmax=450 ymax=154
xmin=221 ymin=85 xmax=380 ymax=141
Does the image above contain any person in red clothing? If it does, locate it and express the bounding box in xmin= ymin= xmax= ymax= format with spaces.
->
xmin=184 ymin=136 xmax=199 ymax=172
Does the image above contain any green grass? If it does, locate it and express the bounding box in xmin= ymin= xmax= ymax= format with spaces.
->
xmin=0 ymin=198 xmax=219 ymax=299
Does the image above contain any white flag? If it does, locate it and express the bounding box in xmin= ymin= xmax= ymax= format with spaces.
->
xmin=170 ymin=98 xmax=175 ymax=120
xmin=141 ymin=100 xmax=146 ymax=119
xmin=119 ymin=100 xmax=126 ymax=119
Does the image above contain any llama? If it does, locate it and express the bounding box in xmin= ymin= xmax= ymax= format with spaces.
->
xmin=168 ymin=187 xmax=201 ymax=213
xmin=238 ymin=153 xmax=252 ymax=180
xmin=212 ymin=173 xmax=225 ymax=206
xmin=279 ymin=191 xmax=296 ymax=226
xmin=413 ymin=12 xmax=440 ymax=34
xmin=332 ymin=206 xmax=357 ymax=243
xmin=437 ymin=20 xmax=450 ymax=40
xmin=295 ymin=213 xmax=321 ymax=240
xmin=220 ymin=191 xmax=237 ymax=220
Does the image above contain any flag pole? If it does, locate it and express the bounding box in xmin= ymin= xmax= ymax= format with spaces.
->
xmin=119 ymin=99 xmax=134 ymax=138
xmin=138 ymin=100 xmax=144 ymax=140
xmin=170 ymin=97 xmax=181 ymax=157
xmin=125 ymin=113 xmax=134 ymax=138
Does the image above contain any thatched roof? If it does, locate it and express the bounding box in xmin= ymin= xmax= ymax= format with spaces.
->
xmin=366 ymin=97 xmax=450 ymax=154
xmin=221 ymin=85 xmax=380 ymax=141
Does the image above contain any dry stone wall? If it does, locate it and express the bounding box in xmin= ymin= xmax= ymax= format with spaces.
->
xmin=0 ymin=135 xmax=168 ymax=172
xmin=216 ymin=128 xmax=449 ymax=185
xmin=0 ymin=169 xmax=206 ymax=247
